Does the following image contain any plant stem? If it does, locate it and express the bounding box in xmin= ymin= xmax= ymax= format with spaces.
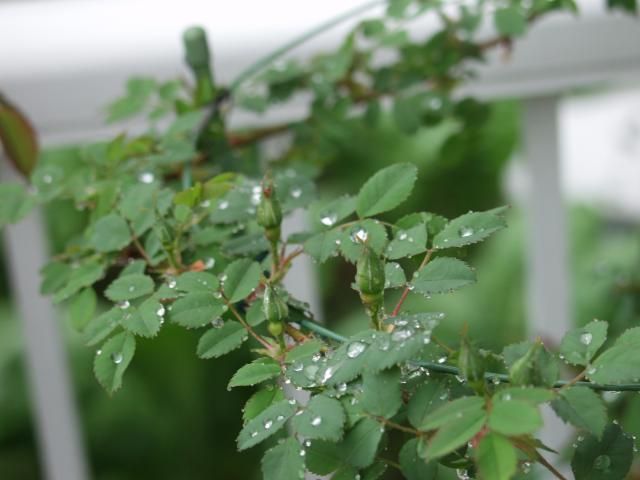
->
xmin=372 ymin=415 xmax=420 ymax=435
xmin=226 ymin=298 xmax=273 ymax=350
xmin=391 ymin=249 xmax=433 ymax=317
xmin=298 ymin=319 xmax=640 ymax=392
xmin=229 ymin=0 xmax=385 ymax=91
xmin=536 ymin=453 xmax=569 ymax=480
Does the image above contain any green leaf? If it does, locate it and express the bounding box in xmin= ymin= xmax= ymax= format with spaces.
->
xmin=310 ymin=195 xmax=356 ymax=231
xmin=494 ymin=7 xmax=526 ymax=36
xmin=169 ymin=293 xmax=226 ymax=328
xmin=571 ymin=423 xmax=634 ymax=480
xmin=551 ymin=387 xmax=607 ymax=438
xmin=104 ymin=274 xmax=154 ymax=302
xmin=175 ymin=271 xmax=219 ymax=293
xmin=339 ymin=418 xmax=384 ymax=469
xmin=285 ymin=339 xmax=323 ymax=364
xmin=229 ymin=358 xmax=281 ymax=388
xmin=243 ymin=386 xmax=284 ymax=424
xmin=246 ymin=299 xmax=266 ymax=327
xmin=304 ymin=229 xmax=343 ymax=262
xmin=607 ymin=0 xmax=637 ymax=13
xmin=433 ymin=210 xmax=506 ymax=249
xmin=306 ymin=440 xmax=342 ymax=475
xmin=339 ymin=220 xmax=388 ymax=263
xmin=53 ymin=260 xmax=106 ymax=303
xmin=399 ymin=438 xmax=438 ymax=480
xmin=89 ymin=213 xmax=131 ymax=253
xmin=360 ymin=368 xmax=402 ymax=418
xmin=120 ymin=259 xmax=147 ymax=276
xmin=83 ymin=307 xmax=123 ymax=346
xmin=419 ymin=396 xmax=485 ymax=431
xmin=422 ymin=407 xmax=486 ymax=459
xmin=488 ymin=399 xmax=542 ymax=436
xmin=120 ymin=297 xmax=163 ymax=338
xmin=589 ymin=327 xmax=640 ymax=384
xmin=40 ymin=261 xmax=72 ymax=294
xmin=197 ymin=322 xmax=248 ymax=359
xmin=356 ymin=163 xmax=418 ymax=217
xmin=237 ymin=399 xmax=296 ymax=450
xmin=68 ymin=288 xmax=97 ymax=331
xmin=292 ymin=394 xmax=345 ymax=441
xmin=222 ymin=259 xmax=261 ymax=302
xmin=407 ymin=381 xmax=449 ymax=429
xmin=384 ymin=262 xmax=406 ymax=288
xmin=560 ymin=319 xmax=608 ymax=366
xmin=475 ymin=433 xmax=517 ymax=480
xmin=410 ymin=257 xmax=476 ymax=296
xmin=94 ymin=332 xmax=136 ymax=394
xmin=119 ymin=184 xmax=158 ymax=236
xmin=261 ymin=438 xmax=305 ymax=480
xmin=386 ymin=223 xmax=427 ymax=260
xmin=0 ymin=183 xmax=34 ymax=227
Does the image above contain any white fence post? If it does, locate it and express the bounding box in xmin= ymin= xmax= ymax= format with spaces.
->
xmin=1 ymin=164 xmax=90 ymax=480
xmin=522 ymin=97 xmax=574 ymax=467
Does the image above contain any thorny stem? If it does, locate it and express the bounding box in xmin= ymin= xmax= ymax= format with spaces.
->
xmin=225 ymin=297 xmax=273 ymax=350
xmin=391 ymin=249 xmax=434 ymax=317
xmin=298 ymin=319 xmax=640 ymax=392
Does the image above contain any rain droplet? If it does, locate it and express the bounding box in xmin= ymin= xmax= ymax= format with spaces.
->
xmin=250 ymin=431 xmax=258 ymax=438
xmin=337 ymin=383 xmax=347 ymax=393
xmin=263 ymin=420 xmax=273 ymax=429
xmin=156 ymin=305 xmax=166 ymax=317
xmin=398 ymin=231 xmax=408 ymax=241
xmin=211 ymin=318 xmax=224 ymax=328
xmin=168 ymin=279 xmax=177 ymax=289
xmin=204 ymin=257 xmax=215 ymax=269
xmin=351 ymin=228 xmax=368 ymax=243
xmin=42 ymin=174 xmax=53 ymax=184
xmin=96 ymin=349 xmax=103 ymax=356
xmin=299 ymin=449 xmax=306 ymax=457
xmin=459 ymin=226 xmax=474 ymax=238
xmin=290 ymin=188 xmax=302 ymax=198
xmin=320 ymin=213 xmax=337 ymax=227
xmin=111 ymin=352 xmax=123 ymax=364
xmin=292 ymin=362 xmax=304 ymax=372
xmin=320 ymin=367 xmax=334 ymax=384
xmin=276 ymin=415 xmax=285 ymax=421
xmin=311 ymin=416 xmax=322 ymax=427
xmin=580 ymin=332 xmax=593 ymax=346
xmin=128 ymin=285 xmax=135 ymax=292
xmin=218 ymin=200 xmax=229 ymax=210
xmin=346 ymin=341 xmax=366 ymax=358
xmin=117 ymin=300 xmax=130 ymax=310
xmin=437 ymin=356 xmax=447 ymax=364
xmin=138 ymin=171 xmax=155 ymax=184
xmin=392 ymin=329 xmax=413 ymax=342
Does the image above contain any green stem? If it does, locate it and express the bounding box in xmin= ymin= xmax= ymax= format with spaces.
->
xmin=229 ymin=0 xmax=384 ymax=91
xmin=299 ymin=319 xmax=640 ymax=392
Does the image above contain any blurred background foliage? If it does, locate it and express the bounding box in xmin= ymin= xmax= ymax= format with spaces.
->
xmin=1 ymin=101 xmax=638 ymax=479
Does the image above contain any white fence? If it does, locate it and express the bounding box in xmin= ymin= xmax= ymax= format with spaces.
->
xmin=1 ymin=1 xmax=640 ymax=478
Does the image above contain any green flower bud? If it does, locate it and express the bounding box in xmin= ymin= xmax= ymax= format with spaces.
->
xmin=356 ymin=246 xmax=385 ymax=296
xmin=262 ymin=284 xmax=289 ymax=325
xmin=268 ymin=321 xmax=284 ymax=337
xmin=256 ymin=186 xmax=282 ymax=230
